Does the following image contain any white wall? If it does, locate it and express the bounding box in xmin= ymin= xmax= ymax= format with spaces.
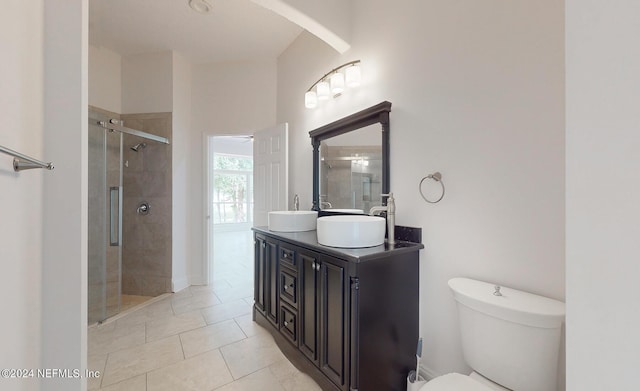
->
xmin=278 ymin=0 xmax=565 ymax=385
xmin=191 ymin=60 xmax=277 ymax=135
xmin=566 ymin=1 xmax=640 ymax=389
xmin=277 ymin=32 xmax=338 ymax=211
xmin=121 ymin=52 xmax=173 ymax=114
xmin=88 ymin=45 xmax=121 ymax=113
xmin=0 ymin=2 xmax=44 ymax=390
xmin=3 ymin=2 xmax=87 ymax=390
xmin=172 ymin=52 xmax=192 ymax=291
xmin=42 ymin=0 xmax=88 ymax=389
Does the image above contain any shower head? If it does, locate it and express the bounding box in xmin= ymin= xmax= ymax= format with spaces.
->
xmin=130 ymin=142 xmax=147 ymax=152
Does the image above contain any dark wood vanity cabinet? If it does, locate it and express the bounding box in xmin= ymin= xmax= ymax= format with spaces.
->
xmin=253 ymin=228 xmax=423 ymax=391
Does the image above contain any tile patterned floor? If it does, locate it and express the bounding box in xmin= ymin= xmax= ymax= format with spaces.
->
xmin=88 ymin=230 xmax=321 ymax=391
xmin=120 ymin=295 xmax=154 ymax=312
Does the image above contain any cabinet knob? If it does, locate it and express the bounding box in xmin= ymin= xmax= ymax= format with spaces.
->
xmin=283 ymin=253 xmax=288 ymax=258
xmin=284 ymin=285 xmax=288 ymax=290
xmin=283 ymin=321 xmax=288 ymax=326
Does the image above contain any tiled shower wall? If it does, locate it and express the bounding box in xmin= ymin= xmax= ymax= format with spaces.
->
xmin=121 ymin=113 xmax=173 ymax=296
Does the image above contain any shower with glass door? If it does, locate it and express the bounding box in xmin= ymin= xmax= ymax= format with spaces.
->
xmin=87 ymin=109 xmax=171 ymax=324
xmin=88 ymin=110 xmax=124 ymax=324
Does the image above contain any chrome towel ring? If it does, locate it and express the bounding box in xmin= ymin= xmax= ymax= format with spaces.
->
xmin=419 ymin=172 xmax=445 ymax=203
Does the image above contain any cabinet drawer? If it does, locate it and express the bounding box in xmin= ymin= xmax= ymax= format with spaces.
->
xmin=280 ymin=304 xmax=297 ymax=344
xmin=279 ymin=246 xmax=296 ymax=268
xmin=280 ymin=270 xmax=298 ymax=308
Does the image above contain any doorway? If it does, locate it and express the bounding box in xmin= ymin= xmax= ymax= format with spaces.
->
xmin=207 ymin=136 xmax=255 ymax=289
xmin=205 ymin=124 xmax=287 ymax=290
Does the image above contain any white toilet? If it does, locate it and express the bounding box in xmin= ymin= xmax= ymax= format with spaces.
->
xmin=421 ymin=278 xmax=565 ymax=391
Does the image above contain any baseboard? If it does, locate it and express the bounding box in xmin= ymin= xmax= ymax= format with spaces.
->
xmin=171 ymin=276 xmax=190 ymax=292
xmin=189 ymin=274 xmax=206 ymax=286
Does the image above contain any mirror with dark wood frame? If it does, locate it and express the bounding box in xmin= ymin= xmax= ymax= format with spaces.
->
xmin=309 ymin=101 xmax=391 ymax=214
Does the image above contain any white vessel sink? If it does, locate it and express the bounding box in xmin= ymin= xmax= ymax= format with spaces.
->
xmin=317 ymin=215 xmax=386 ymax=248
xmin=268 ymin=211 xmax=318 ymax=232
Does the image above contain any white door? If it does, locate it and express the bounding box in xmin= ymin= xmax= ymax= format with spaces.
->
xmin=253 ymin=123 xmax=288 ymax=226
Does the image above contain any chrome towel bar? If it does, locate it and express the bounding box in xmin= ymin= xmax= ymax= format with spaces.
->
xmin=0 ymin=144 xmax=54 ymax=172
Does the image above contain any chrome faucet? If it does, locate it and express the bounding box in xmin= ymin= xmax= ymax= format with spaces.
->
xmin=320 ymin=195 xmax=332 ymax=210
xmin=293 ymin=194 xmax=300 ymax=211
xmin=369 ymin=193 xmax=396 ymax=246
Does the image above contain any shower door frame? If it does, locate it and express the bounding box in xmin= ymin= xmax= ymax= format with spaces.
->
xmin=88 ymin=111 xmax=124 ymax=324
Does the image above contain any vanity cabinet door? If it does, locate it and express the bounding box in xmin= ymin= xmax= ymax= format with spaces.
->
xmin=299 ymin=251 xmax=320 ymax=365
xmin=265 ymin=239 xmax=279 ymax=326
xmin=254 ymin=235 xmax=267 ymax=315
xmin=254 ymin=234 xmax=278 ymax=326
xmin=318 ymin=255 xmax=349 ymax=390
xmin=299 ymin=249 xmax=350 ymax=390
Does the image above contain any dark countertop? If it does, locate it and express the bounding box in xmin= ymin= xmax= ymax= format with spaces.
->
xmin=252 ymin=226 xmax=424 ymax=263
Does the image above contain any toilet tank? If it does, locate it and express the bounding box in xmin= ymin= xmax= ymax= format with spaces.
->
xmin=448 ymin=278 xmax=565 ymax=391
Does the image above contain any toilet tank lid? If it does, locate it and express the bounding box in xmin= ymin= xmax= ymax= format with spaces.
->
xmin=448 ymin=278 xmax=565 ymax=328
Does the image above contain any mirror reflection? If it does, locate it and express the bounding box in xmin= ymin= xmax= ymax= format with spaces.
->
xmin=320 ymin=124 xmax=382 ymax=213
xmin=310 ymin=101 xmax=391 ymax=213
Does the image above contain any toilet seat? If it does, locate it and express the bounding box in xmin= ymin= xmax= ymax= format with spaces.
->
xmin=419 ymin=373 xmax=493 ymax=391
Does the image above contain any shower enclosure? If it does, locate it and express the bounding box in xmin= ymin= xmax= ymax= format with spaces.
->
xmin=88 ymin=110 xmax=124 ymax=323
xmin=88 ymin=109 xmax=171 ymax=324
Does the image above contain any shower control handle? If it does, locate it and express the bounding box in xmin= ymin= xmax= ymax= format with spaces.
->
xmin=137 ymin=202 xmax=151 ymax=215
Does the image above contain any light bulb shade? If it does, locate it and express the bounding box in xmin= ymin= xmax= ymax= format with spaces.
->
xmin=330 ymin=72 xmax=345 ymax=94
xmin=316 ymin=81 xmax=330 ymax=100
xmin=305 ymin=91 xmax=318 ymax=109
xmin=346 ymin=64 xmax=361 ymax=87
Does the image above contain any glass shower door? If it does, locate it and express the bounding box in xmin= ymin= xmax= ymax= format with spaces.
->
xmin=88 ymin=114 xmax=123 ymax=324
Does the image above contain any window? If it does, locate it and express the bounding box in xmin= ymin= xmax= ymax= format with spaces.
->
xmin=212 ymin=154 xmax=253 ymax=224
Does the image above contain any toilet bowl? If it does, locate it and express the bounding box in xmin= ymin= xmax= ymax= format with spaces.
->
xmin=420 ymin=278 xmax=565 ymax=391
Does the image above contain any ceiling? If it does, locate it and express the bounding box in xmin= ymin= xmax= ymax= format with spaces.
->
xmin=89 ymin=0 xmax=304 ymax=64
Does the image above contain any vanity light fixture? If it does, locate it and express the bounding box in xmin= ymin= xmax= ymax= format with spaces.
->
xmin=305 ymin=60 xmax=361 ymax=109
xmin=316 ymin=81 xmax=331 ymax=101
xmin=189 ymin=0 xmax=212 ymax=14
